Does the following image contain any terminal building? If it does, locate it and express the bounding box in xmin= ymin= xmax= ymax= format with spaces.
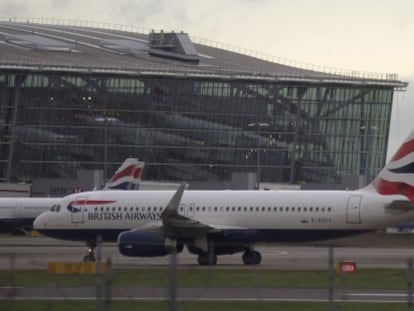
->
xmin=0 ymin=18 xmax=408 ymax=194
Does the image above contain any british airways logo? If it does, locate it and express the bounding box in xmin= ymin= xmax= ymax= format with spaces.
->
xmin=88 ymin=211 xmax=161 ymax=221
xmin=66 ymin=200 xmax=116 ymax=213
xmin=66 ymin=199 xmax=161 ymax=221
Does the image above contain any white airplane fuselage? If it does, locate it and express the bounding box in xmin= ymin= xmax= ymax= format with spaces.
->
xmin=34 ymin=187 xmax=413 ymax=243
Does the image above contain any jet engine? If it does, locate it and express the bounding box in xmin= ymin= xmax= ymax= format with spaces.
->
xmin=118 ymin=230 xmax=181 ymax=257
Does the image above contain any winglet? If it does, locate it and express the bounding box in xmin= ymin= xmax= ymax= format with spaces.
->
xmin=161 ymin=183 xmax=188 ymax=219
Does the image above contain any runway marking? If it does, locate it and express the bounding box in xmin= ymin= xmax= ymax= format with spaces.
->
xmin=0 ymin=296 xmax=408 ymax=303
xmin=349 ymin=293 xmax=407 ymax=297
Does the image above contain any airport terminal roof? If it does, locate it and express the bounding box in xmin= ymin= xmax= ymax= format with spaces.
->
xmin=0 ymin=18 xmax=407 ymax=88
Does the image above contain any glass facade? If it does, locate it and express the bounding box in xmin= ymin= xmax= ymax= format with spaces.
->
xmin=0 ymin=71 xmax=394 ymax=186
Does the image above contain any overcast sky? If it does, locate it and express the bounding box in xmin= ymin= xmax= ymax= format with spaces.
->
xmin=1 ymin=0 xmax=413 ymax=159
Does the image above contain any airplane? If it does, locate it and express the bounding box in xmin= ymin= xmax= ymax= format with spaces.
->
xmin=33 ymin=128 xmax=414 ymax=265
xmin=0 ymin=158 xmax=144 ymax=234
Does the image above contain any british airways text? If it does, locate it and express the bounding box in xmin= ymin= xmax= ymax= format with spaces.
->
xmin=88 ymin=212 xmax=161 ymax=221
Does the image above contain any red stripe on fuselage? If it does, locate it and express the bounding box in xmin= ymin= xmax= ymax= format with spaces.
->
xmin=70 ymin=200 xmax=116 ymax=205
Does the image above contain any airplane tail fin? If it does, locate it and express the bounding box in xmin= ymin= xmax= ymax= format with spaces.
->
xmin=371 ymin=130 xmax=414 ymax=201
xmin=104 ymin=158 xmax=145 ymax=190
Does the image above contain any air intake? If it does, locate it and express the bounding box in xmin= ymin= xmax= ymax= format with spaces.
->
xmin=149 ymin=31 xmax=199 ymax=64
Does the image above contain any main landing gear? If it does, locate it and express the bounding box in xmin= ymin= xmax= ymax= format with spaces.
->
xmin=83 ymin=241 xmax=96 ymax=262
xmin=242 ymin=249 xmax=262 ymax=265
xmin=196 ymin=245 xmax=262 ymax=266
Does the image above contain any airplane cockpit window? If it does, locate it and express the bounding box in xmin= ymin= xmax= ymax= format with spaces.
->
xmin=51 ymin=205 xmax=56 ymax=212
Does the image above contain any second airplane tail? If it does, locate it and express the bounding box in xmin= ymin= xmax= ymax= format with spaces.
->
xmin=104 ymin=158 xmax=145 ymax=190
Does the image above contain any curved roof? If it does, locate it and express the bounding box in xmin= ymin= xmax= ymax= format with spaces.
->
xmin=0 ymin=19 xmax=407 ymax=88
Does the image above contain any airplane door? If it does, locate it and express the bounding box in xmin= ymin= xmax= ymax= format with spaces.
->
xmin=70 ymin=196 xmax=86 ymax=224
xmin=346 ymin=195 xmax=361 ymax=224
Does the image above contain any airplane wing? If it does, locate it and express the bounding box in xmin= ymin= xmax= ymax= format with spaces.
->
xmin=160 ymin=183 xmax=218 ymax=238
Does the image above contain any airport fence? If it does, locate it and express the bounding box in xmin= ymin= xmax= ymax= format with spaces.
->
xmin=1 ymin=236 xmax=414 ymax=310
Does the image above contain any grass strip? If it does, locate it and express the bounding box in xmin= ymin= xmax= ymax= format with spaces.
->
xmin=0 ymin=268 xmax=411 ymax=289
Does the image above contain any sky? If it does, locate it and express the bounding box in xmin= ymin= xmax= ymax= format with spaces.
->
xmin=1 ymin=0 xmax=413 ymax=159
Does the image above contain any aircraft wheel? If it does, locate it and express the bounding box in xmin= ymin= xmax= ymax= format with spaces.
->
xmin=197 ymin=253 xmax=217 ymax=266
xmin=242 ymin=250 xmax=262 ymax=265
xmin=252 ymin=250 xmax=262 ymax=264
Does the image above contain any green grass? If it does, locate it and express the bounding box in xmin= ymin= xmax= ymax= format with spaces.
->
xmin=0 ymin=268 xmax=411 ymax=289
xmin=0 ymin=301 xmax=409 ymax=311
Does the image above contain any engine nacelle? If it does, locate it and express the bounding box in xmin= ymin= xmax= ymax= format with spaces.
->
xmin=118 ymin=231 xmax=177 ymax=257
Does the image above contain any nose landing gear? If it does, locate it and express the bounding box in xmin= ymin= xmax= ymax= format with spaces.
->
xmin=83 ymin=241 xmax=96 ymax=262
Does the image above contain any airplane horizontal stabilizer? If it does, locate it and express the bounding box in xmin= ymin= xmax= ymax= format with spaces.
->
xmin=386 ymin=200 xmax=414 ymax=211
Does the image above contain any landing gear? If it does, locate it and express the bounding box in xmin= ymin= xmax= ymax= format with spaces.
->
xmin=242 ymin=249 xmax=262 ymax=265
xmin=83 ymin=241 xmax=96 ymax=262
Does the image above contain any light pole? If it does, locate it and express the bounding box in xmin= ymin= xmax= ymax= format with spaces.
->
xmin=248 ymin=122 xmax=269 ymax=190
